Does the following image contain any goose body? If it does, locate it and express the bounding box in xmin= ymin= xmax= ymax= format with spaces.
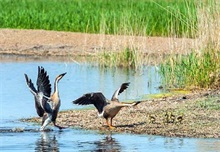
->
xmin=73 ymin=83 xmax=141 ymax=129
xmin=25 ymin=66 xmax=67 ymax=131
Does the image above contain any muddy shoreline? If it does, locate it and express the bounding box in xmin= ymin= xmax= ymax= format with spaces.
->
xmin=0 ymin=29 xmax=198 ymax=57
xmin=22 ymin=89 xmax=220 ymax=138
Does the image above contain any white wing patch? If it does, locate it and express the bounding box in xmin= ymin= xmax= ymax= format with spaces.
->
xmin=98 ymin=110 xmax=104 ymax=118
xmin=37 ymin=92 xmax=44 ymax=108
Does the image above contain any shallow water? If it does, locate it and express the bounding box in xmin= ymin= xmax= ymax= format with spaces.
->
xmin=0 ymin=60 xmax=219 ymax=151
xmin=0 ymin=61 xmax=161 ymax=121
xmin=1 ymin=129 xmax=220 ymax=152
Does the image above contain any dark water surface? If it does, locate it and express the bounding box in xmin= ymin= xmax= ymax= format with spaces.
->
xmin=0 ymin=61 xmax=219 ymax=151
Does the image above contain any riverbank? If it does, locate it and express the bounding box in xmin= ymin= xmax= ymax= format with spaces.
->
xmin=0 ymin=29 xmax=197 ymax=57
xmin=22 ymin=89 xmax=220 ymax=138
xmin=1 ymin=29 xmax=220 ymax=138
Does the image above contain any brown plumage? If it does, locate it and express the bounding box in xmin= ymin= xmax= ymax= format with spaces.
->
xmin=73 ymin=82 xmax=141 ymax=129
xmin=25 ymin=66 xmax=67 ymax=131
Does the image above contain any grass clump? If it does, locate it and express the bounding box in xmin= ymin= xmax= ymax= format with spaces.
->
xmin=197 ymin=97 xmax=220 ymax=110
xmin=98 ymin=48 xmax=143 ymax=70
xmin=159 ymin=50 xmax=220 ymax=89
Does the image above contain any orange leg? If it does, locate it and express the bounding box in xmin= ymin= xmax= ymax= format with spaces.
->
xmin=105 ymin=118 xmax=110 ymax=127
xmin=109 ymin=118 xmax=115 ymax=129
xmin=105 ymin=118 xmax=115 ymax=129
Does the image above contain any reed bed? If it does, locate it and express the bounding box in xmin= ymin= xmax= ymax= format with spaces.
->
xmin=159 ymin=0 xmax=220 ymax=89
xmin=159 ymin=51 xmax=220 ymax=89
xmin=97 ymin=48 xmax=145 ymax=71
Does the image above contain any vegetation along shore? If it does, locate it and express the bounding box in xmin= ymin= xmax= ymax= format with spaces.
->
xmin=1 ymin=0 xmax=220 ymax=138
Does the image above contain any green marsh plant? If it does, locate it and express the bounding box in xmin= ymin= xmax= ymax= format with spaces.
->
xmin=159 ymin=0 xmax=220 ymax=89
xmin=98 ymin=48 xmax=144 ymax=70
xmin=159 ymin=50 xmax=220 ymax=89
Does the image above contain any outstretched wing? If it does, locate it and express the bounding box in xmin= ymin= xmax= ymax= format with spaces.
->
xmin=24 ymin=74 xmax=37 ymax=95
xmin=111 ymin=82 xmax=130 ymax=101
xmin=24 ymin=73 xmax=45 ymax=117
xmin=37 ymin=66 xmax=51 ymax=97
xmin=73 ymin=92 xmax=108 ymax=114
xmin=36 ymin=66 xmax=52 ymax=116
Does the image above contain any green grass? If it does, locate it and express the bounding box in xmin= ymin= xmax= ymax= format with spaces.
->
xmin=159 ymin=50 xmax=220 ymax=89
xmin=97 ymin=48 xmax=141 ymax=69
xmin=197 ymin=96 xmax=220 ymax=110
xmin=159 ymin=0 xmax=220 ymax=89
xmin=0 ymin=0 xmax=197 ymax=37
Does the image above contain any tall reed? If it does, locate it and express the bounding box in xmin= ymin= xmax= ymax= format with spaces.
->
xmin=159 ymin=0 xmax=220 ymax=89
xmin=96 ymin=0 xmax=198 ymax=69
xmin=98 ymin=48 xmax=144 ymax=70
xmin=159 ymin=51 xmax=220 ymax=88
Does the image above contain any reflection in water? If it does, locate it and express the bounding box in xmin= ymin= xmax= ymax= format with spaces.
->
xmin=93 ymin=134 xmax=121 ymax=152
xmin=164 ymin=137 xmax=184 ymax=150
xmin=76 ymin=133 xmax=122 ymax=152
xmin=35 ymin=132 xmax=59 ymax=152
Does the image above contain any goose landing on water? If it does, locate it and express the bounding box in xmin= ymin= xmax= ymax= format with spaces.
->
xmin=25 ymin=66 xmax=67 ymax=131
xmin=73 ymin=82 xmax=141 ymax=129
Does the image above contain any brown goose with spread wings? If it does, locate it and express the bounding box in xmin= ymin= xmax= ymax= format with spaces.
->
xmin=25 ymin=66 xmax=67 ymax=131
xmin=73 ymin=83 xmax=141 ymax=129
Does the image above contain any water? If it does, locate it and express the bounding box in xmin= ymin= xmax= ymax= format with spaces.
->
xmin=0 ymin=61 xmax=161 ymax=121
xmin=0 ymin=60 xmax=219 ymax=151
xmin=1 ymin=129 xmax=220 ymax=152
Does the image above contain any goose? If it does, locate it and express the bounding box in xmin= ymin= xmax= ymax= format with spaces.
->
xmin=24 ymin=66 xmax=67 ymax=131
xmin=73 ymin=82 xmax=141 ymax=129
xmin=148 ymin=114 xmax=156 ymax=124
xmin=176 ymin=114 xmax=184 ymax=124
xmin=164 ymin=111 xmax=175 ymax=123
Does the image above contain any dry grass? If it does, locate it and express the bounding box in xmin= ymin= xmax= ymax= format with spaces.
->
xmin=196 ymin=0 xmax=220 ymax=51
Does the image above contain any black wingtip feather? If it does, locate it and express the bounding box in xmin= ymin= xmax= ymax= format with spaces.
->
xmin=24 ymin=74 xmax=28 ymax=83
xmin=73 ymin=94 xmax=91 ymax=105
xmin=72 ymin=92 xmax=107 ymax=114
xmin=37 ymin=66 xmax=51 ymax=97
xmin=24 ymin=73 xmax=38 ymax=93
xmin=134 ymin=101 xmax=141 ymax=106
xmin=118 ymin=82 xmax=130 ymax=95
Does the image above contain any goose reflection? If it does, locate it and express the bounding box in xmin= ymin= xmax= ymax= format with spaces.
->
xmin=93 ymin=134 xmax=121 ymax=152
xmin=35 ymin=132 xmax=59 ymax=152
